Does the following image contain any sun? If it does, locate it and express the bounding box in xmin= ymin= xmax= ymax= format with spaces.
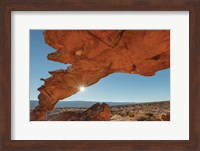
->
xmin=79 ymin=86 xmax=86 ymax=92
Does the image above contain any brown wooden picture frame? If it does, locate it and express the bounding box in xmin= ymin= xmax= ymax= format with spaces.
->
xmin=0 ymin=0 xmax=200 ymax=151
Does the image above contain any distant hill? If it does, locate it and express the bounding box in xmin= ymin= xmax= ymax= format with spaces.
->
xmin=30 ymin=100 xmax=135 ymax=109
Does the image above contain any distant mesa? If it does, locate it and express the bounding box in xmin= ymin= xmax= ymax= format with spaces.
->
xmin=30 ymin=100 xmax=135 ymax=109
xmin=31 ymin=30 xmax=170 ymax=120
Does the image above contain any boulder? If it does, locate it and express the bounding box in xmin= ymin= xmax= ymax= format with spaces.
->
xmin=51 ymin=103 xmax=110 ymax=121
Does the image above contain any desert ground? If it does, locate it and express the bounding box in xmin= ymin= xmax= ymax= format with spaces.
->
xmin=42 ymin=101 xmax=170 ymax=121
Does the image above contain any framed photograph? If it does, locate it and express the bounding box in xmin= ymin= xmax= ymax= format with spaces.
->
xmin=1 ymin=0 xmax=200 ymax=151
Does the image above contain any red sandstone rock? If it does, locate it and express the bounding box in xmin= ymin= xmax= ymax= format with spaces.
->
xmin=31 ymin=30 xmax=170 ymax=120
xmin=51 ymin=103 xmax=110 ymax=121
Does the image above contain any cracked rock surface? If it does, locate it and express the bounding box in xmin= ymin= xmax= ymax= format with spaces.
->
xmin=31 ymin=30 xmax=170 ymax=120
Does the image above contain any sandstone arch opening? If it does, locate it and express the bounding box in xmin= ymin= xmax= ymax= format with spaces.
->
xmin=30 ymin=30 xmax=170 ymax=121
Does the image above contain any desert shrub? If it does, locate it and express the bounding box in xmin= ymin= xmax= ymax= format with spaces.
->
xmin=160 ymin=112 xmax=170 ymax=121
xmin=115 ymin=112 xmax=121 ymax=116
xmin=136 ymin=115 xmax=147 ymax=121
xmin=119 ymin=111 xmax=127 ymax=117
xmin=128 ymin=112 xmax=135 ymax=117
xmin=145 ymin=112 xmax=153 ymax=117
xmin=111 ymin=111 xmax=117 ymax=115
xmin=160 ymin=114 xmax=166 ymax=120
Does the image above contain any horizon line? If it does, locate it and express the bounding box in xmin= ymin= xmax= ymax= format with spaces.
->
xmin=30 ymin=99 xmax=170 ymax=103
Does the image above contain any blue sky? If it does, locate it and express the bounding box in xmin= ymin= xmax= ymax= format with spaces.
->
xmin=30 ymin=30 xmax=170 ymax=103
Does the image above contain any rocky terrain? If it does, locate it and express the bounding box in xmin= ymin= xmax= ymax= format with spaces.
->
xmin=40 ymin=101 xmax=170 ymax=121
xmin=110 ymin=101 xmax=170 ymax=121
xmin=31 ymin=30 xmax=170 ymax=120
